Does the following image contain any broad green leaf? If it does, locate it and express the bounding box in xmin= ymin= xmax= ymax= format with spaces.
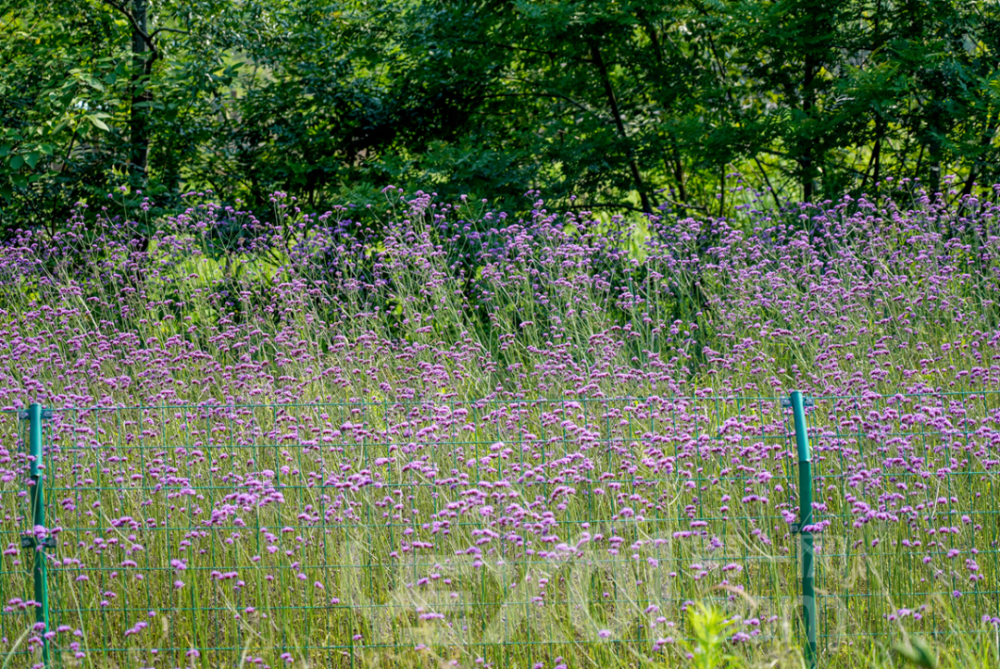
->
xmin=86 ymin=115 xmax=110 ymax=131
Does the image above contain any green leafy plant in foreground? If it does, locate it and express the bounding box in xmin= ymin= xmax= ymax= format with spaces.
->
xmin=892 ymin=637 xmax=938 ymax=669
xmin=679 ymin=603 xmax=742 ymax=669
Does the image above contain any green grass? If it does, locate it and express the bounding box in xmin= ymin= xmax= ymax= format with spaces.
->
xmin=2 ymin=189 xmax=1000 ymax=667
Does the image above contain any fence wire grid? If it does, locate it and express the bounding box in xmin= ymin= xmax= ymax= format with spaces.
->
xmin=1 ymin=391 xmax=999 ymax=668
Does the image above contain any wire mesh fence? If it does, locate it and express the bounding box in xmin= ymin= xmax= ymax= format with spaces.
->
xmin=1 ymin=391 xmax=999 ymax=668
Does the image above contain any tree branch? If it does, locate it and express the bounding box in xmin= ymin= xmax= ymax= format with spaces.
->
xmin=590 ymin=39 xmax=652 ymax=214
xmin=101 ymin=0 xmax=159 ymax=59
xmin=753 ymin=155 xmax=783 ymax=208
xmin=494 ymin=82 xmax=605 ymax=120
xmin=558 ymin=203 xmax=647 ymax=213
xmin=447 ymin=37 xmax=591 ymax=64
xmin=150 ymin=27 xmax=191 ymax=39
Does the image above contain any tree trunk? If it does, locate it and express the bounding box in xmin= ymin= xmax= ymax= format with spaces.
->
xmin=801 ymin=54 xmax=817 ymax=201
xmin=718 ymin=164 xmax=726 ymax=217
xmin=928 ymin=145 xmax=941 ymax=202
xmin=664 ymin=142 xmax=688 ymax=217
xmin=590 ymin=40 xmax=653 ymax=215
xmin=860 ymin=115 xmax=883 ymax=193
xmin=130 ymin=0 xmax=152 ymax=177
xmin=670 ymin=137 xmax=687 ymax=204
xmin=872 ymin=134 xmax=881 ymax=187
xmin=635 ymin=11 xmax=687 ymax=213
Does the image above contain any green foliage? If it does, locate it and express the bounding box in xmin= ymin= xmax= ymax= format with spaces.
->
xmin=892 ymin=637 xmax=939 ymax=669
xmin=3 ymin=0 xmax=1000 ymax=231
xmin=679 ymin=603 xmax=743 ymax=669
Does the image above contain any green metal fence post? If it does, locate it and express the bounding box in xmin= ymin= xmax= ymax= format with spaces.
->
xmin=790 ymin=391 xmax=817 ymax=669
xmin=27 ymin=403 xmax=50 ymax=667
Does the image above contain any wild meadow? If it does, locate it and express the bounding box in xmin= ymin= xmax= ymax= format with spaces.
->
xmin=2 ymin=180 xmax=1000 ymax=668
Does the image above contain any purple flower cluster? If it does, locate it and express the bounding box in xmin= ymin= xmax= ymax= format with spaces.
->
xmin=0 ymin=184 xmax=999 ymax=665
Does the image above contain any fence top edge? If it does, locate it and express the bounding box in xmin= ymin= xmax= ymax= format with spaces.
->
xmin=1 ymin=389 xmax=997 ymax=414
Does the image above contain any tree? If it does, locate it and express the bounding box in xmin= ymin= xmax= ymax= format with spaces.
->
xmin=4 ymin=0 xmax=1000 ymax=234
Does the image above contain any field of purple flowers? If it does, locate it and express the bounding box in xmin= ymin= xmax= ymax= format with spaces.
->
xmin=2 ymin=182 xmax=1000 ymax=668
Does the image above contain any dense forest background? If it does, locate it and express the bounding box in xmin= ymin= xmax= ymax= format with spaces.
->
xmin=4 ymin=0 xmax=1000 ymax=230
